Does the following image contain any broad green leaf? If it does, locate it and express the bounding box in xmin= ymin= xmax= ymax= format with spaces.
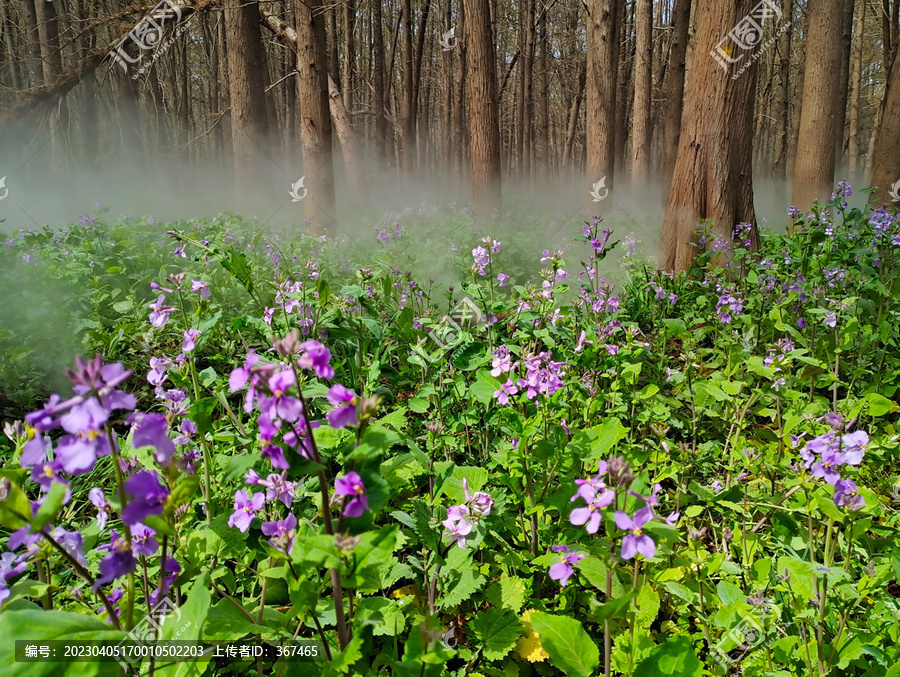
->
xmin=567 ymin=418 xmax=630 ymax=462
xmin=0 ymin=479 xmax=30 ymax=530
xmin=354 ymin=597 xmax=406 ymax=636
xmin=485 ymin=574 xmax=526 ymax=612
xmin=529 ymin=612 xmax=600 ymax=677
xmin=204 ymin=599 xmax=266 ymax=640
xmin=439 ymin=566 xmax=485 ymax=609
xmin=157 ymin=573 xmax=212 ymax=677
xmin=471 ymin=607 xmax=522 ymax=660
xmin=471 ymin=369 xmax=501 ymax=404
xmin=865 ymin=392 xmax=898 ymax=416
xmin=633 ymin=635 xmax=702 ymax=677
xmin=634 ymin=586 xmax=660 ymax=628
xmin=0 ymin=608 xmax=127 ymax=676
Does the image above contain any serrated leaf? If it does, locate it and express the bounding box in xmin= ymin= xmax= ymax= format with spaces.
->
xmin=485 ymin=574 xmax=526 ymax=612
xmin=634 ymin=586 xmax=660 ymax=628
xmin=439 ymin=566 xmax=485 ymax=609
xmin=471 ymin=607 xmax=522 ymax=660
xmin=567 ymin=418 xmax=629 ymax=462
xmin=354 ymin=597 xmax=406 ymax=636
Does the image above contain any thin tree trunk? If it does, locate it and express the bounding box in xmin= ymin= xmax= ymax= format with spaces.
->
xmin=464 ymin=0 xmax=502 ymax=217
xmin=848 ymin=0 xmax=866 ymax=177
xmin=328 ymin=74 xmax=370 ymax=204
xmin=224 ymin=0 xmax=270 ymax=187
xmin=662 ymin=0 xmax=691 ymax=196
xmin=401 ymin=0 xmax=415 ymax=171
xmin=586 ymin=0 xmax=619 ymax=191
xmin=373 ymin=0 xmax=387 ymax=163
xmin=294 ymin=0 xmax=337 ymax=231
xmin=833 ymin=0 xmax=855 ymax=172
xmin=632 ymin=0 xmax=652 ymax=181
xmin=342 ymin=0 xmax=354 ymax=112
xmin=773 ymin=0 xmax=792 ymax=183
xmin=792 ymin=0 xmax=846 ymax=212
xmin=564 ymin=60 xmax=587 ymax=167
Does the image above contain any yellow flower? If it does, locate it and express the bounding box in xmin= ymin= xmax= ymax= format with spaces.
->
xmin=515 ymin=610 xmax=549 ymax=663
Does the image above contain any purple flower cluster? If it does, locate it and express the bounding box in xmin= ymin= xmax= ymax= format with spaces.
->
xmin=442 ymin=479 xmax=493 ymax=549
xmin=800 ymin=422 xmax=868 ymax=510
xmin=716 ymin=290 xmax=743 ymax=324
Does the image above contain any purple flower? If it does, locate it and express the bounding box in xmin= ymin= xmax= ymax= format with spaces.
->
xmin=89 ymin=488 xmax=110 ymax=530
xmin=121 ymin=471 xmax=170 ymax=526
xmin=253 ymin=472 xmax=297 ymax=508
xmin=54 ymin=398 xmax=112 ymax=474
xmin=129 ymin=412 xmax=175 ymax=465
xmin=493 ymin=379 xmax=518 ymax=406
xmin=173 ymin=418 xmax=197 ymax=446
xmin=148 ymin=295 xmax=175 ymax=328
xmin=94 ymin=532 xmax=136 ymax=591
xmin=31 ymin=462 xmax=69 ymax=496
xmin=833 ymin=479 xmax=864 ymax=510
xmin=147 ymin=357 xmax=171 ymax=387
xmin=615 ymin=508 xmax=656 ymax=559
xmin=150 ymin=556 xmax=180 ymax=606
xmin=227 ymin=490 xmax=265 ymax=533
xmin=548 ymin=545 xmax=585 ymax=587
xmin=259 ymin=370 xmax=304 ymax=423
xmin=443 ymin=505 xmax=474 ymax=548
xmin=229 ymin=350 xmax=260 ymax=392
xmin=297 ymin=340 xmax=335 ymax=380
xmin=472 ymin=246 xmax=491 ymax=276
xmin=810 ymin=448 xmax=845 ymax=485
xmin=326 ymin=384 xmax=358 ymax=429
xmin=261 ymin=513 xmax=297 ymax=554
xmin=570 ymin=484 xmax=614 ymax=534
xmin=334 ymin=472 xmax=369 ymax=517
xmin=497 ymin=273 xmax=509 ymax=287
xmin=462 ymin=478 xmax=493 ymax=516
xmin=823 ymin=311 xmax=837 ymax=328
xmin=52 ymin=527 xmax=87 ymax=567
xmin=132 ymin=524 xmax=159 ymax=557
xmin=190 ymin=280 xmax=211 ymax=300
xmin=841 ymin=430 xmax=869 ymax=465
xmin=490 ymin=347 xmax=515 ymax=377
xmin=711 ymin=480 xmax=724 ymax=493
xmin=182 ymin=329 xmax=201 ymax=353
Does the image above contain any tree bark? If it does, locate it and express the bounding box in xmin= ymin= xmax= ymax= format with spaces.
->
xmin=586 ymin=0 xmax=619 ymax=192
xmin=848 ymin=0 xmax=866 ymax=177
xmin=870 ymin=47 xmax=900 ymax=205
xmin=833 ymin=0 xmax=855 ymax=171
xmin=224 ymin=0 xmax=271 ymax=187
xmin=662 ymin=0 xmax=691 ymax=196
xmin=464 ymin=0 xmax=502 ymax=217
xmin=294 ymin=0 xmax=337 ymax=232
xmin=342 ymin=0 xmax=354 ymax=112
xmin=791 ymin=0 xmax=846 ymax=211
xmin=773 ymin=0 xmax=792 ymax=183
xmin=660 ymin=0 xmax=759 ymax=273
xmin=328 ymin=74 xmax=370 ymax=205
xmin=632 ymin=0 xmax=653 ymax=181
xmin=401 ymin=0 xmax=415 ymax=171
xmin=372 ymin=0 xmax=388 ymax=163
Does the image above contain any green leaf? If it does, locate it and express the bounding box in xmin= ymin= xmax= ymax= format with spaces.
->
xmin=529 ymin=611 xmax=600 ymax=677
xmin=0 ymin=609 xmax=127 ymax=676
xmin=346 ymin=427 xmax=401 ymax=462
xmin=198 ymin=367 xmax=218 ymax=388
xmin=408 ymin=397 xmax=430 ymax=413
xmin=204 ymin=599 xmax=266 ymax=640
xmin=865 ymin=392 xmax=898 ymax=416
xmin=634 ymin=586 xmax=660 ymax=628
xmin=471 ymin=607 xmax=522 ymax=660
xmin=354 ymin=597 xmax=407 ymax=636
xmin=0 ymin=479 xmax=31 ymax=530
xmin=32 ymin=482 xmax=68 ymax=531
xmin=485 ymin=574 xmax=526 ymax=613
xmin=567 ymin=418 xmax=630 ymax=462
xmin=633 ymin=635 xmax=702 ymax=677
xmin=157 ymin=573 xmax=212 ymax=677
xmin=187 ymin=397 xmax=218 ymax=436
xmin=439 ymin=566 xmax=485 ymax=609
xmin=220 ymin=249 xmax=254 ymax=294
xmin=471 ymin=369 xmax=501 ymax=404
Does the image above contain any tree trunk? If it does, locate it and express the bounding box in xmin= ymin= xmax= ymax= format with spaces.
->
xmin=517 ymin=0 xmax=535 ymax=179
xmin=464 ymin=0 xmax=502 ymax=217
xmin=537 ymin=10 xmax=549 ymax=177
xmin=773 ymin=0 xmax=792 ymax=183
xmin=295 ymin=0 xmax=337 ymax=232
xmin=791 ymin=0 xmax=846 ymax=211
xmin=870 ymin=48 xmax=900 ymax=204
xmin=224 ymin=0 xmax=271 ymax=187
xmin=372 ymin=0 xmax=388 ymax=163
xmin=662 ymin=0 xmax=691 ymax=196
xmin=848 ymin=0 xmax=866 ymax=177
xmin=632 ymin=0 xmax=652 ymax=181
xmin=452 ymin=0 xmax=467 ymax=176
xmin=401 ymin=0 xmax=415 ymax=172
xmin=660 ymin=0 xmax=759 ymax=273
xmin=342 ymin=0 xmax=354 ymax=112
xmin=328 ymin=74 xmax=370 ymax=204
xmin=586 ymin=0 xmax=619 ymax=192
xmin=564 ymin=61 xmax=587 ymax=167
xmin=21 ymin=0 xmax=43 ymax=87
xmin=34 ymin=0 xmax=63 ymax=84
xmin=833 ymin=0 xmax=855 ymax=171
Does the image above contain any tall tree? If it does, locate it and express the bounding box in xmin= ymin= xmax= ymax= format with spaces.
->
xmin=848 ymin=0 xmax=866 ymax=177
xmin=224 ymin=0 xmax=271 ymax=187
xmin=464 ymin=0 xmax=502 ymax=217
xmin=791 ymin=0 xmax=847 ymax=211
xmin=870 ymin=45 xmax=900 ymax=204
xmin=660 ymin=0 xmax=760 ymax=273
xmin=372 ymin=0 xmax=388 ymax=163
xmin=631 ymin=0 xmax=653 ymax=181
xmin=662 ymin=0 xmax=691 ymax=195
xmin=586 ymin=0 xmax=619 ymax=192
xmin=401 ymin=0 xmax=415 ymax=171
xmin=773 ymin=0 xmax=792 ymax=183
xmin=294 ymin=0 xmax=336 ymax=231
